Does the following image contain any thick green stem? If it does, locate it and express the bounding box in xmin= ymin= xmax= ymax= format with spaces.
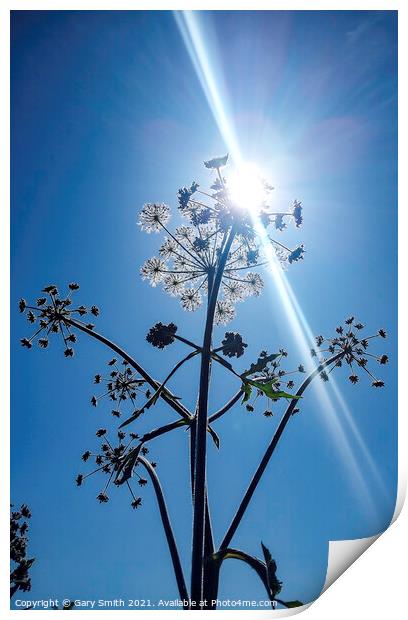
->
xmin=220 ymin=352 xmax=344 ymax=550
xmin=190 ymin=227 xmax=236 ymax=605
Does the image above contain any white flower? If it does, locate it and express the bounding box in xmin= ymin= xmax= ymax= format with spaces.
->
xmin=244 ymin=272 xmax=264 ymax=296
xmin=159 ymin=238 xmax=180 ymax=259
xmin=223 ymin=280 xmax=246 ymax=302
xmin=180 ymin=288 xmax=202 ymax=312
xmin=140 ymin=257 xmax=167 ymax=286
xmin=214 ymin=300 xmax=235 ymax=325
xmin=175 ymin=226 xmax=196 ymax=243
xmin=270 ymin=241 xmax=290 ymax=269
xmin=139 ymin=203 xmax=170 ymax=233
xmin=163 ymin=275 xmax=185 ymax=297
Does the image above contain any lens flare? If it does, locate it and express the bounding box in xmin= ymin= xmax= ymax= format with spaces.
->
xmin=175 ymin=9 xmax=386 ymax=526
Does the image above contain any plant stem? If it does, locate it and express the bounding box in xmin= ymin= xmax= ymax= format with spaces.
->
xmin=138 ymin=457 xmax=189 ymax=603
xmin=140 ymin=418 xmax=188 ymax=444
xmin=209 ymin=390 xmax=243 ymax=423
xmin=190 ymin=226 xmax=236 ymax=605
xmin=66 ymin=319 xmax=192 ymax=422
xmin=189 ymin=417 xmax=216 ymax=608
xmin=120 ymin=350 xmax=200 ymax=428
xmin=202 ymin=492 xmax=216 ymax=608
xmin=211 ymin=548 xmax=273 ymax=604
xmin=220 ymin=352 xmax=344 ymax=550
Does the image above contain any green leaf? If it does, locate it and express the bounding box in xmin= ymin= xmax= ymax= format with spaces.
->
xmin=204 ymin=154 xmax=229 ymax=169
xmin=246 ymin=377 xmax=278 ymax=390
xmin=271 ymin=390 xmax=301 ymax=400
xmin=241 ymin=382 xmax=252 ymax=403
xmin=244 ymin=379 xmax=301 ymax=401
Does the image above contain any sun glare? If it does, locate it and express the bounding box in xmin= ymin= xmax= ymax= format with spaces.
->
xmin=175 ymin=9 xmax=386 ymax=525
xmin=227 ymin=163 xmax=266 ymax=212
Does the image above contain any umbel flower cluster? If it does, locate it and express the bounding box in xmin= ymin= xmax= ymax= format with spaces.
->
xmin=76 ymin=428 xmax=153 ymax=509
xmin=311 ymin=316 xmax=388 ymax=387
xmin=91 ymin=358 xmax=149 ymax=419
xmin=139 ymin=155 xmax=304 ymax=324
xmin=19 ymin=283 xmax=99 ymax=356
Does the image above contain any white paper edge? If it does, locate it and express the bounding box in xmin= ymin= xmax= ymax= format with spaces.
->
xmin=320 ymin=466 xmax=406 ymax=596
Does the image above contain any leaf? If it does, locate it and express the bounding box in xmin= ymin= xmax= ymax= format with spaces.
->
xmin=246 ymin=377 xmax=278 ymax=389
xmin=208 ymin=425 xmax=220 ymax=449
xmin=271 ymin=390 xmax=301 ymax=400
xmin=212 ymin=547 xmax=275 ymax=603
xmin=204 ymin=154 xmax=229 ymax=169
xmin=241 ymin=352 xmax=280 ymax=378
xmin=241 ymin=382 xmax=252 ymax=403
xmin=261 ymin=542 xmax=282 ymax=599
xmin=115 ymin=444 xmax=142 ymax=485
xmin=244 ymin=378 xmax=301 ymax=401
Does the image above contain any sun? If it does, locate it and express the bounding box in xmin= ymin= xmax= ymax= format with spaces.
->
xmin=227 ymin=162 xmax=267 ymax=212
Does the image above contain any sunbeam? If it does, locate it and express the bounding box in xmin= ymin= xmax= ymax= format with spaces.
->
xmin=280 ymin=271 xmax=390 ymax=502
xmin=175 ymin=9 xmax=385 ymax=528
xmin=253 ymin=220 xmax=385 ymax=527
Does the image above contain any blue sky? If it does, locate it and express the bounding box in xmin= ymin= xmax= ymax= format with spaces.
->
xmin=11 ymin=10 xmax=397 ymax=609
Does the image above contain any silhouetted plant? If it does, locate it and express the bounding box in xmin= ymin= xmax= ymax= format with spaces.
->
xmin=10 ymin=504 xmax=34 ymax=598
xmin=19 ymin=155 xmax=387 ymax=609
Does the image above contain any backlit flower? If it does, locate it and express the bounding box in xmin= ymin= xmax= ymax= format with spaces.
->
xmin=139 ymin=203 xmax=170 ymax=233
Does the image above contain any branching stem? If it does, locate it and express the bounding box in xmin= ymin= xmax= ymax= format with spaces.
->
xmin=66 ymin=318 xmax=192 ymax=422
xmin=190 ymin=221 xmax=237 ymax=604
xmin=220 ymin=352 xmax=344 ymax=550
xmin=138 ymin=457 xmax=189 ymax=604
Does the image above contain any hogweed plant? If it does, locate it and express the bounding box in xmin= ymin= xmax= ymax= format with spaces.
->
xmin=18 ymin=155 xmax=388 ymax=610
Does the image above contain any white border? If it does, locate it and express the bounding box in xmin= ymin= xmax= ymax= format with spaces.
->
xmin=2 ymin=1 xmax=405 ymax=618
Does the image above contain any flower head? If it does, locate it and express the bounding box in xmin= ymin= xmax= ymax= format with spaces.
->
xmin=77 ymin=429 xmax=150 ymax=511
xmin=140 ymin=258 xmax=167 ymax=286
xmin=139 ymin=203 xmax=170 ymax=233
xmin=292 ymin=200 xmax=303 ymax=227
xmin=138 ymin=157 xmax=304 ymax=324
xmin=220 ymin=332 xmax=248 ymax=358
xmin=181 ymin=288 xmax=203 ymax=312
xmin=215 ymin=300 xmax=235 ymax=325
xmin=146 ymin=322 xmax=177 ymax=349
xmin=314 ymin=317 xmax=388 ymax=388
xmin=19 ymin=284 xmax=99 ymax=356
xmin=90 ymin=359 xmax=147 ymax=419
